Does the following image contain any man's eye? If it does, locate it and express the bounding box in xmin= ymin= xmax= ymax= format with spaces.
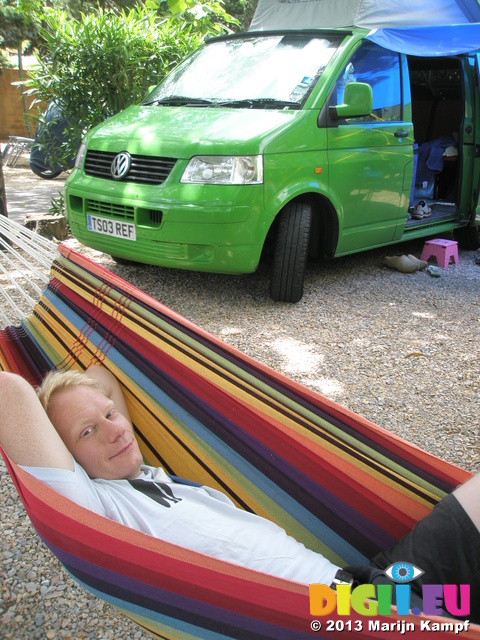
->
xmin=81 ymin=427 xmax=93 ymax=438
xmin=106 ymin=409 xmax=115 ymax=419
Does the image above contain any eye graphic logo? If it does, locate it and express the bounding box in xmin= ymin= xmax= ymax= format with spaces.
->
xmin=384 ymin=562 xmax=424 ymax=583
xmin=310 ymin=560 xmax=471 ymax=620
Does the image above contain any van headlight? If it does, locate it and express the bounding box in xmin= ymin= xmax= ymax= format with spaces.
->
xmin=181 ymin=155 xmax=263 ymax=185
xmin=74 ymin=143 xmax=87 ymax=170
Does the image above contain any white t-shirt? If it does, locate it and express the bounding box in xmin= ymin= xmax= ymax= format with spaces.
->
xmin=21 ymin=462 xmax=339 ymax=585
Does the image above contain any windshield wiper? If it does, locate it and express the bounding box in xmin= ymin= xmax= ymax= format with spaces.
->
xmin=143 ymin=96 xmax=300 ymax=109
xmin=144 ymin=96 xmax=215 ymax=107
xmin=215 ymin=98 xmax=300 ymax=110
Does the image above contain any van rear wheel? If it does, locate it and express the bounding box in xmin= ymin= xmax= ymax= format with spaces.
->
xmin=270 ymin=202 xmax=312 ymax=303
xmin=454 ymin=225 xmax=480 ymax=250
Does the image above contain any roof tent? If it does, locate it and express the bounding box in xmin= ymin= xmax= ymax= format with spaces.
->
xmin=249 ymin=0 xmax=480 ymax=55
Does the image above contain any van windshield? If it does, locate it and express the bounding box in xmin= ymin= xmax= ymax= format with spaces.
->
xmin=144 ymin=33 xmax=343 ymax=109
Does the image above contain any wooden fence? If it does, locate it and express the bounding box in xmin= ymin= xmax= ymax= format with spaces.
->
xmin=0 ymin=68 xmax=42 ymax=140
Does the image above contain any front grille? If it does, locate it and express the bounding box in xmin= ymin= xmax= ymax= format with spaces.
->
xmin=84 ymin=150 xmax=177 ymax=185
xmin=86 ymin=199 xmax=134 ymax=220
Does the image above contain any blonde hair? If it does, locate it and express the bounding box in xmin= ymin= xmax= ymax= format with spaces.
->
xmin=37 ymin=369 xmax=106 ymax=412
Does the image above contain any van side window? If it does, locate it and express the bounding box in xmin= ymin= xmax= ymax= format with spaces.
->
xmin=333 ymin=42 xmax=402 ymax=123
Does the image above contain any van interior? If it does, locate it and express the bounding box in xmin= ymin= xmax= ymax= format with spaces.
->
xmin=406 ymin=55 xmax=463 ymax=226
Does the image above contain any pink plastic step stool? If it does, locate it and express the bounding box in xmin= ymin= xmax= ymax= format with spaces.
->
xmin=420 ymin=238 xmax=458 ymax=268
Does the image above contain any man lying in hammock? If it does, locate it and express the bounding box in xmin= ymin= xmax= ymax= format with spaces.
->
xmin=0 ymin=365 xmax=479 ymax=620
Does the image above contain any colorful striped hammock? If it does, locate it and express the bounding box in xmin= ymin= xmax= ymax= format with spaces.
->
xmin=0 ymin=228 xmax=477 ymax=639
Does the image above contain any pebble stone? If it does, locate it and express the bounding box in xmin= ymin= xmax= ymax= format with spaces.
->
xmin=1 ymin=164 xmax=479 ymax=638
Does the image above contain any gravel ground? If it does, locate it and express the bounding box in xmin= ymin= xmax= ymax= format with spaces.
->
xmin=2 ymin=160 xmax=480 ymax=638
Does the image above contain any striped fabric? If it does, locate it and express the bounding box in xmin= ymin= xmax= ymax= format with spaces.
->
xmin=1 ymin=245 xmax=477 ymax=639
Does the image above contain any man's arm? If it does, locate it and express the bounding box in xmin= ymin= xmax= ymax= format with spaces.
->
xmin=85 ymin=364 xmax=132 ymax=425
xmin=0 ymin=372 xmax=74 ymax=470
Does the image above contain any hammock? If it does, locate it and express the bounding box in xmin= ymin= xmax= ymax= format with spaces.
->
xmin=0 ymin=217 xmax=477 ymax=639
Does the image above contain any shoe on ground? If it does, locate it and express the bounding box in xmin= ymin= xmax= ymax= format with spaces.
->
xmin=384 ymin=255 xmax=418 ymax=273
xmin=426 ymin=265 xmax=442 ymax=277
xmin=412 ymin=200 xmax=432 ymax=219
xmin=407 ymin=254 xmax=428 ymax=270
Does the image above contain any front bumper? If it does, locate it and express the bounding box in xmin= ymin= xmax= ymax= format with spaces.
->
xmin=65 ymin=174 xmax=270 ymax=274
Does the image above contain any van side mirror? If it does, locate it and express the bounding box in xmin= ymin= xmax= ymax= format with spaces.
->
xmin=330 ymin=82 xmax=373 ymax=119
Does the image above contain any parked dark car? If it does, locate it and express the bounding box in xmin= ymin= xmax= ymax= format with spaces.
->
xmin=30 ymin=103 xmax=78 ymax=179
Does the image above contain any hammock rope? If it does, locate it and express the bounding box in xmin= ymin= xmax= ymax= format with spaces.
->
xmin=0 ymin=216 xmax=477 ymax=639
xmin=0 ymin=215 xmax=56 ymax=326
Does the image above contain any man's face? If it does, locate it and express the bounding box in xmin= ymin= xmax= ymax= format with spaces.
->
xmin=47 ymin=384 xmax=143 ymax=480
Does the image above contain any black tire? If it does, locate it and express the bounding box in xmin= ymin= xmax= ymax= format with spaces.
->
xmin=454 ymin=225 xmax=480 ymax=250
xmin=270 ymin=202 xmax=312 ymax=303
xmin=29 ymin=162 xmax=62 ymax=180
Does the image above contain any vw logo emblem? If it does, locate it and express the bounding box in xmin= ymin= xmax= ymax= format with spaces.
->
xmin=111 ymin=152 xmax=132 ymax=180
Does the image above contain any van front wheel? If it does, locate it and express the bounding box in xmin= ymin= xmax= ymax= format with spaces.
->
xmin=270 ymin=202 xmax=312 ymax=303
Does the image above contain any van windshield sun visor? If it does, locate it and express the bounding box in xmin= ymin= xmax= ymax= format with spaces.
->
xmin=144 ymin=34 xmax=343 ymax=110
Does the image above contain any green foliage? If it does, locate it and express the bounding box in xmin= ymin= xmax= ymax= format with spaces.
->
xmin=48 ymin=190 xmax=66 ymax=217
xmin=54 ymin=0 xmax=144 ymax=21
xmin=37 ymin=9 xmax=194 ymax=114
xmin=162 ymin=0 xmax=239 ymax=35
xmin=223 ymin=0 xmax=256 ymax=31
xmin=0 ymin=0 xmax=43 ymax=55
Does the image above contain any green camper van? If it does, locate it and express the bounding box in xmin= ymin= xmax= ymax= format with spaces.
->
xmin=64 ymin=0 xmax=480 ymax=302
